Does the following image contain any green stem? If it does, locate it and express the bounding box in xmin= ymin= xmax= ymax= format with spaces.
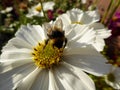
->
xmin=100 ymin=0 xmax=114 ymax=24
xmin=39 ymin=0 xmax=48 ymax=21
xmin=94 ymin=0 xmax=98 ymax=5
xmin=105 ymin=0 xmax=120 ymax=26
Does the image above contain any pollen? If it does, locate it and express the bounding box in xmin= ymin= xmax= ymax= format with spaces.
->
xmin=35 ymin=6 xmax=42 ymax=12
xmin=32 ymin=41 xmax=64 ymax=68
xmin=72 ymin=21 xmax=82 ymax=24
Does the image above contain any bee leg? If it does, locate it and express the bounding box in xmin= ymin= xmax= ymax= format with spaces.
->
xmin=43 ymin=39 xmax=49 ymax=49
xmin=63 ymin=38 xmax=67 ymax=48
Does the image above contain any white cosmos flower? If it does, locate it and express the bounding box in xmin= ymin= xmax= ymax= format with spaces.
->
xmin=105 ymin=66 xmax=120 ymax=89
xmin=0 ymin=20 xmax=111 ymax=90
xmin=81 ymin=0 xmax=87 ymax=4
xmin=58 ymin=8 xmax=111 ymax=51
xmin=88 ymin=23 xmax=111 ymax=51
xmin=26 ymin=1 xmax=55 ymax=18
xmin=58 ymin=8 xmax=100 ymax=26
xmin=1 ymin=7 xmax=13 ymax=14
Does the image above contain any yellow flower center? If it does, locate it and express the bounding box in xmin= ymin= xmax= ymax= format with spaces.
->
xmin=107 ymin=73 xmax=115 ymax=82
xmin=72 ymin=21 xmax=82 ymax=24
xmin=35 ymin=6 xmax=42 ymax=12
xmin=32 ymin=41 xmax=64 ymax=68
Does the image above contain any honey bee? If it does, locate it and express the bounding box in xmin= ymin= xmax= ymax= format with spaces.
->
xmin=44 ymin=19 xmax=67 ymax=49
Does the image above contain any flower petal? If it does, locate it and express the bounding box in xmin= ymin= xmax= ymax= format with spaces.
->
xmin=15 ymin=68 xmax=41 ymax=90
xmin=0 ymin=58 xmax=33 ymax=73
xmin=85 ymin=10 xmax=100 ymax=23
xmin=63 ymin=62 xmax=95 ymax=89
xmin=32 ymin=25 xmax=47 ymax=41
xmin=52 ymin=62 xmax=95 ymax=90
xmin=43 ymin=1 xmax=55 ymax=11
xmin=64 ymin=45 xmax=98 ymax=55
xmin=59 ymin=8 xmax=100 ymax=26
xmin=64 ymin=45 xmax=111 ymax=76
xmin=95 ymin=29 xmax=111 ymax=39
xmin=1 ymin=37 xmax=32 ymax=52
xmin=92 ymin=37 xmax=105 ymax=51
xmin=0 ymin=63 xmax=35 ymax=90
xmin=48 ymin=69 xmax=59 ymax=90
xmin=89 ymin=23 xmax=104 ymax=29
xmin=15 ymin=24 xmax=46 ymax=46
xmin=67 ymin=8 xmax=83 ymax=23
xmin=29 ymin=69 xmax=49 ymax=90
xmin=1 ymin=48 xmax=32 ymax=59
xmin=58 ymin=13 xmax=71 ymax=27
xmin=65 ymin=24 xmax=95 ymax=45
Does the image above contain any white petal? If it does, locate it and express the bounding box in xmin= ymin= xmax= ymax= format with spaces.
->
xmin=89 ymin=23 xmax=111 ymax=38
xmin=32 ymin=25 xmax=47 ymax=40
xmin=48 ymin=69 xmax=59 ymax=90
xmin=81 ymin=0 xmax=87 ymax=4
xmin=85 ymin=10 xmax=100 ymax=23
xmin=53 ymin=62 xmax=95 ymax=90
xmin=76 ymin=28 xmax=95 ymax=44
xmin=64 ymin=45 xmax=99 ymax=56
xmin=58 ymin=8 xmax=83 ymax=27
xmin=92 ymin=37 xmax=105 ymax=51
xmin=65 ymin=24 xmax=95 ymax=43
xmin=58 ymin=8 xmax=100 ymax=27
xmin=89 ymin=23 xmax=104 ymax=29
xmin=26 ymin=3 xmax=44 ymax=18
xmin=5 ymin=7 xmax=13 ymax=12
xmin=64 ymin=25 xmax=96 ymax=48
xmin=66 ymin=24 xmax=89 ymax=41
xmin=16 ymin=68 xmax=41 ymax=90
xmin=63 ymin=62 xmax=95 ymax=90
xmin=63 ymin=45 xmax=112 ymax=76
xmin=0 ymin=58 xmax=33 ymax=73
xmin=30 ymin=69 xmax=49 ymax=90
xmin=58 ymin=14 xmax=71 ymax=27
xmin=15 ymin=25 xmax=37 ymax=46
xmin=43 ymin=1 xmax=55 ymax=11
xmin=0 ymin=63 xmax=36 ymax=90
xmin=26 ymin=24 xmax=46 ymax=42
xmin=1 ymin=37 xmax=32 ymax=52
xmin=1 ymin=48 xmax=32 ymax=59
xmin=67 ymin=9 xmax=81 ymax=23
xmin=95 ymin=29 xmax=111 ymax=39
xmin=78 ymin=13 xmax=92 ymax=24
xmin=70 ymin=9 xmax=100 ymax=24
xmin=70 ymin=8 xmax=83 ymax=14
xmin=15 ymin=25 xmax=46 ymax=46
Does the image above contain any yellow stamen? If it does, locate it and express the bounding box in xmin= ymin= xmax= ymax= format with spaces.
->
xmin=35 ymin=6 xmax=42 ymax=12
xmin=72 ymin=21 xmax=83 ymax=24
xmin=32 ymin=41 xmax=64 ymax=68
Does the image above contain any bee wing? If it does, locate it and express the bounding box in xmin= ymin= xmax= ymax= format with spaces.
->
xmin=54 ymin=19 xmax=63 ymax=31
xmin=43 ymin=23 xmax=52 ymax=34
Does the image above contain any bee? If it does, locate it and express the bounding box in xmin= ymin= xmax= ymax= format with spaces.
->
xmin=43 ymin=19 xmax=67 ymax=49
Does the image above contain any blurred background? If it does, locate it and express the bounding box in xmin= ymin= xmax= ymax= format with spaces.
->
xmin=0 ymin=0 xmax=120 ymax=90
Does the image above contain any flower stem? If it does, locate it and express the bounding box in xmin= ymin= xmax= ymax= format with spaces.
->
xmin=105 ymin=0 xmax=120 ymax=26
xmin=100 ymin=0 xmax=114 ymax=25
xmin=39 ymin=0 xmax=48 ymax=21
